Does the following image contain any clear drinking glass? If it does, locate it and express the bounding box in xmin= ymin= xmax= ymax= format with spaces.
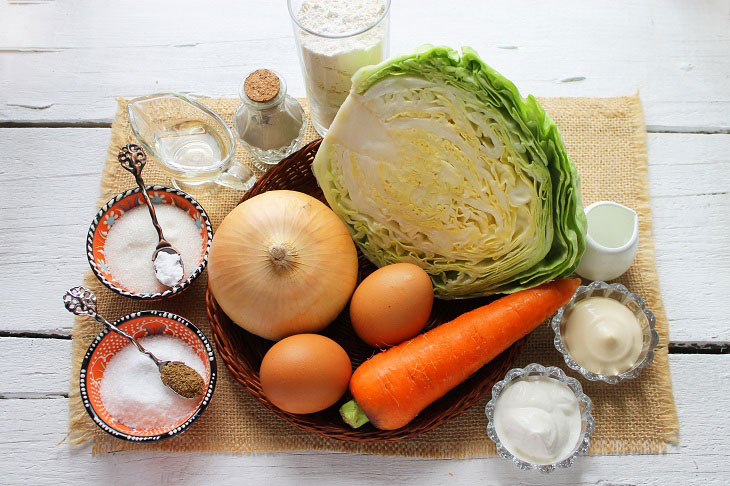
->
xmin=288 ymin=0 xmax=391 ymax=136
xmin=127 ymin=93 xmax=256 ymax=195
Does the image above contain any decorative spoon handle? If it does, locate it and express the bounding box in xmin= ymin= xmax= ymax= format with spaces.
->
xmin=117 ymin=144 xmax=172 ymax=251
xmin=63 ymin=286 xmax=162 ymax=367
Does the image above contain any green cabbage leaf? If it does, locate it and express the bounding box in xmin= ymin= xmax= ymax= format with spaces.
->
xmin=312 ymin=46 xmax=586 ymax=298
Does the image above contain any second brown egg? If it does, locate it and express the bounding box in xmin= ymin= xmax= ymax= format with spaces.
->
xmin=349 ymin=263 xmax=434 ymax=347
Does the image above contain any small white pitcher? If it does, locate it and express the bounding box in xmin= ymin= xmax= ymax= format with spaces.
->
xmin=576 ymin=201 xmax=639 ymax=281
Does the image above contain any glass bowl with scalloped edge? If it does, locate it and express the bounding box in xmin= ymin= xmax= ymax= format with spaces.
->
xmin=485 ymin=363 xmax=595 ymax=473
xmin=551 ymin=280 xmax=659 ymax=384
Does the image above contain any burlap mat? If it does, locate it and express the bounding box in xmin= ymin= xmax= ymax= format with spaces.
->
xmin=69 ymin=95 xmax=678 ymax=456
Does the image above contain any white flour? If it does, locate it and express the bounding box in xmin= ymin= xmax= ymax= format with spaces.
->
xmin=296 ymin=0 xmax=387 ymax=130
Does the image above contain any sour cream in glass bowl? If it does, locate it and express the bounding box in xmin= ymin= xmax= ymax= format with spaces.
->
xmin=486 ymin=364 xmax=595 ymax=472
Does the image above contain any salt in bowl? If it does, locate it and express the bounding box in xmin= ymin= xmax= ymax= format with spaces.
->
xmin=87 ymin=185 xmax=212 ymax=300
xmin=79 ymin=310 xmax=217 ymax=442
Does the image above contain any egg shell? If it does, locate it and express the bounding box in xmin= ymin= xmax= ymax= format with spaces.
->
xmin=259 ymin=334 xmax=352 ymax=414
xmin=349 ymin=263 xmax=434 ymax=347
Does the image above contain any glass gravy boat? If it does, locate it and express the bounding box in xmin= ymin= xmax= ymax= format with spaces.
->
xmin=127 ymin=93 xmax=256 ymax=194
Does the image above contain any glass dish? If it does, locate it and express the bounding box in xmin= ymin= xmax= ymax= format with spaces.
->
xmin=485 ymin=363 xmax=595 ymax=473
xmin=127 ymin=93 xmax=256 ymax=195
xmin=551 ymin=280 xmax=660 ymax=384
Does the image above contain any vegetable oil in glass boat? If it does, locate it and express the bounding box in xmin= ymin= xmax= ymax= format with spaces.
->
xmin=154 ymin=121 xmax=227 ymax=172
xmin=128 ymin=93 xmax=256 ymax=195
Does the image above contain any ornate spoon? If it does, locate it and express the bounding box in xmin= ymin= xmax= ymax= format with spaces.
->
xmin=118 ymin=144 xmax=184 ymax=288
xmin=64 ymin=286 xmax=205 ymax=398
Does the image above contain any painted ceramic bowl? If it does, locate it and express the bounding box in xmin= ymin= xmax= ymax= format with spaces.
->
xmin=87 ymin=185 xmax=212 ymax=300
xmin=79 ymin=310 xmax=217 ymax=442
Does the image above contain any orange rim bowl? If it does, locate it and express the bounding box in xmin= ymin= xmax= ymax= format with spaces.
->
xmin=86 ymin=185 xmax=212 ymax=300
xmin=79 ymin=310 xmax=217 ymax=442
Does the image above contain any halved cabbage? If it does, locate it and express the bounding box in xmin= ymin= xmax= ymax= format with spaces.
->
xmin=312 ymin=46 xmax=586 ymax=298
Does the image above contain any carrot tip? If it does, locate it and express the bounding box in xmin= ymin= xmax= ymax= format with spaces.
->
xmin=340 ymin=400 xmax=370 ymax=429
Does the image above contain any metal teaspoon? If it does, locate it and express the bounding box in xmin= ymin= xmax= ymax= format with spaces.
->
xmin=117 ymin=144 xmax=184 ymax=288
xmin=64 ymin=286 xmax=205 ymax=398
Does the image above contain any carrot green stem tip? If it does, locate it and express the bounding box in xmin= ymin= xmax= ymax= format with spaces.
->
xmin=340 ymin=400 xmax=370 ymax=428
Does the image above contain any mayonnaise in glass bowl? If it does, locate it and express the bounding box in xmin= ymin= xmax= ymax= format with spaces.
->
xmin=485 ymin=364 xmax=595 ymax=473
xmin=551 ymin=280 xmax=659 ymax=384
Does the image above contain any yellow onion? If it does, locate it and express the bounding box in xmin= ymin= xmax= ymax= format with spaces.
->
xmin=208 ymin=190 xmax=359 ymax=341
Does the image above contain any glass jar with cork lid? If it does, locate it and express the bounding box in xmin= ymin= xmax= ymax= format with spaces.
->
xmin=233 ymin=69 xmax=306 ymax=171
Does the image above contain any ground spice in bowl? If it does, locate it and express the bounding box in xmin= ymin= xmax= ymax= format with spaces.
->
xmin=160 ymin=361 xmax=206 ymax=399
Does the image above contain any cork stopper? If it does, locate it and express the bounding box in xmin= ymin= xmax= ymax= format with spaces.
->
xmin=244 ymin=69 xmax=280 ymax=103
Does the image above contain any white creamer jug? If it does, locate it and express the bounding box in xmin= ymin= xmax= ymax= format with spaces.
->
xmin=576 ymin=201 xmax=639 ymax=281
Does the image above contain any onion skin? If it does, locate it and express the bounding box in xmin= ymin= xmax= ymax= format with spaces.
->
xmin=209 ymin=190 xmax=359 ymax=341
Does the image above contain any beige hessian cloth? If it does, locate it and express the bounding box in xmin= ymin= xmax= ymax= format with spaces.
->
xmin=69 ymin=95 xmax=679 ymax=456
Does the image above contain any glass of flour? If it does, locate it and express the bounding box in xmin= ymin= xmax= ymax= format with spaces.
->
xmin=288 ymin=0 xmax=390 ymax=136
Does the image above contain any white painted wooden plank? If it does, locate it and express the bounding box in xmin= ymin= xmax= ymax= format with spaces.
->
xmin=1 ymin=0 xmax=729 ymax=128
xmin=0 ymin=337 xmax=70 ymax=398
xmin=648 ymin=134 xmax=730 ymax=198
xmin=0 ymin=128 xmax=109 ymax=334
xmin=648 ymin=134 xmax=730 ymax=341
xmin=652 ymin=195 xmax=730 ymax=341
xmin=0 ymin=354 xmax=725 ymax=485
xmin=1 ymin=128 xmax=728 ymax=340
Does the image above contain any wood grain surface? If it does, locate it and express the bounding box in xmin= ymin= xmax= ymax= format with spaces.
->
xmin=1 ymin=0 xmax=729 ymax=484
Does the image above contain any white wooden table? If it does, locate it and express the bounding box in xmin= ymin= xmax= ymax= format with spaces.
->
xmin=1 ymin=1 xmax=729 ymax=484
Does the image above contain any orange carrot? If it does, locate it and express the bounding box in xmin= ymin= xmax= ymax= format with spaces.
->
xmin=340 ymin=278 xmax=581 ymax=430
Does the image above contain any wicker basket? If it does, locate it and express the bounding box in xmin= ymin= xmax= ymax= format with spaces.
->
xmin=206 ymin=139 xmax=526 ymax=442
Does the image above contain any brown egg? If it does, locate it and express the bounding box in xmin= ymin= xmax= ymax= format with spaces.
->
xmin=350 ymin=263 xmax=434 ymax=347
xmin=259 ymin=334 xmax=352 ymax=414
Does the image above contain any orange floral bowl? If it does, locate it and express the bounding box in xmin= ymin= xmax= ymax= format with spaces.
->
xmin=79 ymin=310 xmax=217 ymax=442
xmin=86 ymin=185 xmax=212 ymax=300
